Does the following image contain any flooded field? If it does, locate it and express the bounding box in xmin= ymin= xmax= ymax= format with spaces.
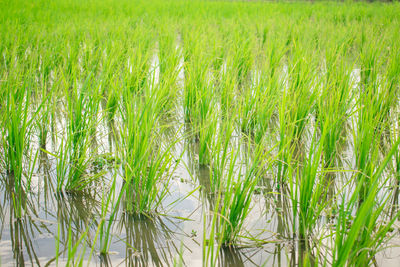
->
xmin=1 ymin=0 xmax=400 ymax=266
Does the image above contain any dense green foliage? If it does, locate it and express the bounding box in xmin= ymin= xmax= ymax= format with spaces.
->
xmin=1 ymin=0 xmax=400 ymax=266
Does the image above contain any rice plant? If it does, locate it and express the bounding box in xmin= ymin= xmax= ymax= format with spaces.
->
xmin=119 ymin=88 xmax=179 ymax=215
xmin=332 ymin=137 xmax=400 ymax=266
xmin=1 ymin=0 xmax=400 ymax=266
xmin=55 ymin=75 xmax=101 ymax=192
xmin=316 ymin=44 xmax=353 ymax=167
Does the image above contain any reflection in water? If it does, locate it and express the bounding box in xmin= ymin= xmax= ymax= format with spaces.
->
xmin=107 ymin=119 xmax=119 ymax=153
xmin=324 ymin=172 xmax=337 ymax=205
xmin=183 ymin=122 xmax=217 ymax=209
xmin=217 ymin=245 xmax=267 ymax=267
xmin=56 ymin=191 xmax=99 ymax=255
xmin=184 ymin=122 xmax=199 ymax=174
xmin=198 ymin=165 xmax=217 ymax=210
xmin=275 ymin=185 xmax=293 ymax=267
xmin=391 ymin=177 xmax=400 ymax=218
xmin=99 ymin=253 xmax=112 ymax=267
xmin=0 ymin=174 xmax=51 ymax=266
xmin=36 ymin=149 xmax=56 ymax=215
xmin=9 ymin=216 xmax=41 ymax=266
xmin=260 ymin=174 xmax=323 ymax=267
xmin=218 ymin=246 xmax=245 ymax=267
xmin=116 ymin=213 xmax=181 ymax=267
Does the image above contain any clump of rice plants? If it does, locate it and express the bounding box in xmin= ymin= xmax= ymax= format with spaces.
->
xmin=332 ymin=137 xmax=400 ymax=266
xmin=1 ymin=90 xmax=30 ymax=182
xmin=198 ymin=111 xmax=218 ymax=166
xmin=286 ymin=44 xmax=318 ymax=143
xmin=203 ymin=127 xmax=271 ymax=265
xmin=124 ymin=29 xmax=154 ymax=95
xmin=251 ymin=38 xmax=285 ymax=144
xmin=182 ymin=40 xmax=214 ymax=125
xmin=289 ymin=125 xmax=331 ymax=242
xmin=54 ymin=75 xmax=101 ymax=192
xmin=119 ymin=88 xmax=179 ymax=215
xmin=229 ymin=27 xmax=255 ymax=87
xmin=317 ymin=43 xmax=354 ymax=168
xmin=0 ymin=73 xmax=39 ymax=217
xmin=1 ymin=0 xmax=400 ymax=266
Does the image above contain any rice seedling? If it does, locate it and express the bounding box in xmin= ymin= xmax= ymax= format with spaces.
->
xmin=208 ymin=117 xmax=236 ymax=193
xmin=1 ymin=0 xmax=400 ymax=265
xmin=390 ymin=114 xmax=400 ymax=217
xmin=286 ymin=43 xmax=318 ymax=143
xmin=209 ymin=28 xmax=225 ymax=79
xmin=332 ymin=137 xmax=400 ymax=266
xmin=229 ymin=27 xmax=254 ymax=87
xmin=317 ymin=43 xmax=354 ymax=167
xmin=94 ymin=175 xmax=120 ymax=256
xmin=251 ymin=38 xmax=285 ymax=144
xmin=182 ymin=35 xmax=214 ymax=125
xmin=157 ymin=29 xmax=182 ymax=112
xmin=198 ymin=111 xmax=218 ymax=166
xmin=216 ymin=149 xmax=263 ymax=247
xmin=384 ymin=42 xmax=400 ymax=102
xmin=203 ymin=133 xmax=271 ymax=265
xmin=289 ymin=125 xmax=331 ymax=242
xmin=123 ymin=29 xmax=154 ymax=97
xmin=353 ymin=74 xmax=392 ymax=205
xmin=119 ymin=88 xmax=180 ymax=215
xmin=51 ymin=74 xmax=102 ymax=192
xmin=275 ymin=87 xmax=298 ymax=189
xmin=158 ymin=25 xmax=181 ymax=85
xmin=1 ymin=89 xmax=30 ymax=181
xmin=0 ymin=71 xmax=41 ymax=216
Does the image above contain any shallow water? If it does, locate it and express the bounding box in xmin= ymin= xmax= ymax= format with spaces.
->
xmin=1 ymin=47 xmax=400 ymax=267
